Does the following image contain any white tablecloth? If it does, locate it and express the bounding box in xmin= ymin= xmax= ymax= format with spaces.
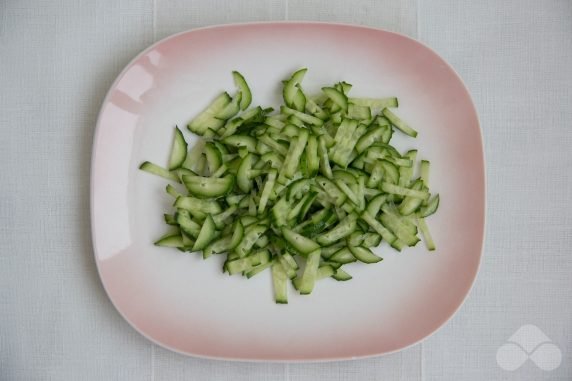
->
xmin=1 ymin=1 xmax=571 ymax=379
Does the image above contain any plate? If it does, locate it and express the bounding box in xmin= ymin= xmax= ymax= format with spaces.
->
xmin=91 ymin=22 xmax=485 ymax=361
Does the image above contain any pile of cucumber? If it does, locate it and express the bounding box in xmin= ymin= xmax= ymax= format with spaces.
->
xmin=140 ymin=69 xmax=439 ymax=303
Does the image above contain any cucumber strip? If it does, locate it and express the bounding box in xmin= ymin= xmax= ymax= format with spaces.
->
xmin=315 ymin=176 xmax=346 ymax=206
xmin=271 ymin=196 xmax=290 ymax=227
xmin=366 ymin=194 xmax=387 ymax=216
xmin=182 ymin=174 xmax=235 ymax=199
xmin=259 ymin=135 xmax=288 ymax=156
xmin=237 ymin=153 xmax=256 ymax=193
xmin=317 ymin=136 xmax=333 ymax=179
xmin=417 ymin=217 xmax=436 ymax=251
xmin=385 ymin=156 xmax=413 ymax=168
xmin=420 ymin=160 xmax=430 ymax=186
xmin=215 ymin=92 xmax=242 ymax=120
xmin=330 ymin=247 xmax=357 ymax=264
xmin=349 ymin=246 xmax=382 ymax=264
xmin=279 ymin=258 xmax=298 ymax=279
xmin=195 ymin=154 xmax=207 ymax=175
xmin=364 ymin=187 xmax=382 ymax=199
xmin=332 ymin=268 xmax=352 ymax=281
xmin=219 ymin=117 xmax=243 ymax=139
xmin=382 ymin=108 xmax=418 ymax=138
xmin=333 ymin=169 xmax=358 ymax=186
xmin=188 ymin=92 xmax=231 ymax=135
xmin=228 ymin=221 xmax=245 ymax=250
xmin=232 ymin=71 xmax=252 ymax=110
xmin=296 ymin=249 xmax=321 ymax=294
xmin=245 ymin=258 xmax=273 ymax=278
xmin=330 ymin=111 xmax=343 ymax=124
xmin=305 ymin=98 xmax=329 ymax=120
xmin=139 ymin=161 xmax=180 ymax=183
xmin=181 ymin=231 xmax=194 ymax=249
xmin=329 ymin=119 xmax=359 ymax=167
xmin=226 ymin=249 xmax=270 ymax=275
xmin=287 ymin=178 xmax=312 ymax=201
xmin=381 ymin=182 xmax=429 ymax=200
xmin=322 ymin=87 xmax=348 ymax=113
xmin=165 ymin=184 xmax=182 ymax=199
xmin=281 ymin=252 xmax=299 ymax=270
xmin=248 ymin=193 xmax=257 ymax=216
xmin=383 ymin=206 xmax=415 ymax=229
xmin=222 ymin=135 xmax=257 ymax=152
xmin=235 ymin=224 xmax=268 ymax=257
xmin=312 ymin=125 xmax=335 ymax=147
xmin=287 ymin=192 xmax=312 ymax=221
xmin=212 ymin=205 xmax=238 ymax=229
xmin=211 ymin=164 xmax=228 ymax=178
xmin=239 ymin=149 xmax=254 ymax=161
xmin=320 ymin=242 xmax=345 ymax=259
xmin=316 ymin=212 xmax=358 ymax=246
xmin=362 ymin=232 xmax=382 ymax=248
xmin=271 ymin=262 xmax=289 ymax=304
xmin=334 ymin=179 xmax=360 ymax=206
xmin=280 ymin=105 xmax=324 ymax=126
xmin=203 ymin=234 xmax=231 ymax=258
xmin=297 ymin=191 xmax=317 ymax=223
xmin=255 ymin=140 xmax=272 ymax=155
xmin=379 ymin=210 xmax=419 ymax=246
xmin=316 ymin=265 xmax=335 ymax=280
xmin=349 ymin=97 xmax=398 ymax=110
xmin=175 ymin=168 xmax=199 ymax=183
xmin=164 ymin=213 xmax=177 ymax=225
xmin=281 ymin=124 xmax=301 ymax=137
xmin=168 ymin=127 xmax=188 ymax=170
xmin=212 ymin=140 xmax=229 ymax=154
xmin=398 ymin=180 xmax=425 ymax=216
xmin=181 ymin=139 xmax=205 ymax=171
xmin=204 ymin=142 xmax=222 ymax=174
xmin=281 ymin=228 xmax=320 ymax=255
xmin=283 ymin=68 xmax=308 ymax=110
xmin=347 ymin=104 xmax=372 ymax=121
xmin=265 ymin=116 xmax=286 ymax=130
xmin=367 ymin=162 xmax=384 ymax=188
xmin=377 ymin=116 xmax=391 ymax=127
xmin=174 ymin=196 xmax=222 ymax=214
xmin=257 ymin=152 xmax=284 ymax=170
xmin=338 ymin=81 xmax=352 ymax=94
xmin=176 ymin=209 xmax=201 ymax=238
xmin=380 ymin=160 xmax=399 ymax=184
xmin=192 ymin=215 xmax=217 ymax=251
xmin=226 ymin=194 xmax=245 ymax=206
xmin=280 ymin=129 xmax=309 ymax=179
xmin=154 ymin=234 xmax=185 ymax=248
xmin=357 ymin=176 xmax=366 ymax=211
xmin=399 ymin=150 xmax=418 ymax=187
xmin=419 ymin=194 xmax=440 ymax=217
xmin=347 ymin=231 xmax=365 ymax=246
xmin=355 ymin=125 xmax=388 ymax=154
xmin=258 ymin=169 xmax=277 ymax=213
xmin=360 ymin=212 xmax=396 ymax=244
xmin=305 ymin=135 xmax=319 ymax=177
xmin=296 ymin=209 xmax=334 ymax=236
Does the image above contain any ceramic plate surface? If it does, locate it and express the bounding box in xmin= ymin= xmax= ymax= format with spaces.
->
xmin=91 ymin=22 xmax=485 ymax=361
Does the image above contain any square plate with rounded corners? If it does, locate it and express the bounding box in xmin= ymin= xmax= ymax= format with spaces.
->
xmin=91 ymin=22 xmax=485 ymax=361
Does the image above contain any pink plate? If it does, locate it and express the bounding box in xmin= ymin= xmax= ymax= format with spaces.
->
xmin=91 ymin=22 xmax=485 ymax=361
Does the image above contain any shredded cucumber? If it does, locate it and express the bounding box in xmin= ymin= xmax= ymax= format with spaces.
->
xmin=141 ymin=69 xmax=440 ymax=303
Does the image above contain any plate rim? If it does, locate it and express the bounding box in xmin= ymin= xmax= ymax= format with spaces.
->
xmin=90 ymin=21 xmax=486 ymax=362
